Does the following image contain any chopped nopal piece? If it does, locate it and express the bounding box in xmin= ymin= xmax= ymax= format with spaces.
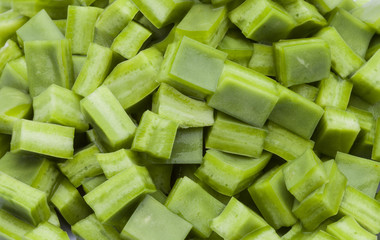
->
xmin=51 ymin=177 xmax=93 ymax=225
xmin=274 ymin=38 xmax=331 ymax=87
xmin=166 ymin=128 xmax=203 ymax=164
xmin=16 ymin=10 xmax=64 ymax=44
xmin=241 ymin=226 xmax=281 ymax=240
xmin=131 ymin=0 xmax=193 ymax=28
xmin=152 ymin=83 xmax=214 ymax=128
xmin=315 ymin=73 xmax=353 ymax=110
xmin=195 ymin=150 xmax=271 ymax=196
xmin=335 ymin=152 xmax=380 ymax=198
xmin=103 ymin=48 xmax=163 ymax=110
xmin=269 ymin=86 xmax=324 ymax=139
xmin=229 ymin=0 xmax=295 ymax=42
xmin=351 ymin=50 xmax=380 ymax=104
xmin=0 ymin=152 xmax=60 ymax=199
xmin=314 ymin=27 xmax=364 ymax=79
xmin=159 ymin=36 xmax=227 ymax=98
xmin=282 ymin=0 xmax=327 ymax=38
xmin=0 ymin=208 xmax=33 ymax=240
xmin=176 ymin=4 xmax=229 ymax=47
xmin=165 ymin=177 xmax=225 ymax=238
xmin=0 ymin=172 xmax=50 ymax=226
xmin=248 ymin=43 xmax=275 ymax=76
xmin=59 ymin=144 xmax=102 ymax=188
xmin=11 ymin=119 xmax=75 ymax=159
xmin=24 ymin=39 xmax=74 ymax=97
xmin=80 ymin=86 xmax=136 ymax=151
xmin=283 ymin=149 xmax=328 ymax=202
xmin=33 ymin=84 xmax=88 ymax=132
xmin=65 ymin=6 xmax=103 ymax=55
xmin=326 ymin=216 xmax=376 ymax=240
xmin=366 ymin=35 xmax=380 ymax=60
xmin=292 ymin=160 xmax=347 ymax=230
xmin=328 ymin=8 xmax=375 ymax=58
xmin=313 ymin=107 xmax=361 ymax=157
xmin=0 ymin=57 xmax=28 ymax=93
xmin=206 ymin=112 xmax=267 ymax=158
xmin=84 ymin=166 xmax=156 ymax=224
xmin=248 ymin=165 xmax=297 ymax=229
xmin=72 ymin=214 xmax=122 ymax=240
xmin=208 ymin=61 xmax=279 ymax=127
xmin=23 ymin=222 xmax=69 ymax=240
xmin=94 ymin=0 xmax=138 ymax=43
xmin=0 ymin=39 xmax=23 ymax=76
xmin=339 ymin=185 xmax=380 ymax=234
xmin=112 ymin=21 xmax=152 ymax=59
xmin=211 ymin=197 xmax=268 ymax=240
xmin=307 ymin=0 xmax=348 ymax=15
xmin=122 ymin=195 xmax=192 ymax=240
xmin=0 ymin=87 xmax=32 ymax=134
xmin=96 ymin=149 xmax=138 ymax=179
xmin=352 ymin=1 xmax=380 ymax=34
xmin=132 ymin=110 xmax=178 ymax=160
xmin=264 ymin=121 xmax=315 ymax=161
xmin=72 ymin=43 xmax=113 ymax=97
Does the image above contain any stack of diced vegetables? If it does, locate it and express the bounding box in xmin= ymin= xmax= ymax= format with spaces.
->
xmin=0 ymin=0 xmax=380 ymax=239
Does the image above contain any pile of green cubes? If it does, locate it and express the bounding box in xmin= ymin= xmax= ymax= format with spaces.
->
xmin=0 ymin=0 xmax=380 ymax=239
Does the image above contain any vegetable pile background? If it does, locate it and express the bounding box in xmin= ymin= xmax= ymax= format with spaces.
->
xmin=0 ymin=0 xmax=380 ymax=239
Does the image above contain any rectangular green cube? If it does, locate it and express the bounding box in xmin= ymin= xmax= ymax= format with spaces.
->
xmin=122 ymin=195 xmax=192 ymax=240
xmin=269 ymin=86 xmax=324 ymax=139
xmin=33 ymin=84 xmax=88 ymax=132
xmin=165 ymin=177 xmax=225 ymax=238
xmin=208 ymin=60 xmax=279 ymax=127
xmin=24 ymin=39 xmax=74 ymax=97
xmin=132 ymin=110 xmax=178 ymax=160
xmin=84 ymin=165 xmax=156 ymax=224
xmin=11 ymin=119 xmax=75 ymax=159
xmin=80 ymin=86 xmax=136 ymax=151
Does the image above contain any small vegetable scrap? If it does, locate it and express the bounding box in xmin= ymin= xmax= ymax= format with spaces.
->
xmin=0 ymin=0 xmax=380 ymax=239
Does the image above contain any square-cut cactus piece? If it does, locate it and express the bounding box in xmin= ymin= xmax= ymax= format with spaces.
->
xmin=165 ymin=36 xmax=227 ymax=98
xmin=306 ymin=0 xmax=345 ymax=15
xmin=165 ymin=177 xmax=225 ymax=238
xmin=0 ymin=86 xmax=32 ymax=134
xmin=97 ymin=149 xmax=139 ymax=179
xmin=167 ymin=128 xmax=203 ymax=164
xmin=195 ymin=150 xmax=271 ymax=196
xmin=50 ymin=178 xmax=92 ymax=226
xmin=122 ymin=195 xmax=192 ymax=240
xmin=326 ymin=216 xmax=376 ymax=240
xmin=351 ymin=50 xmax=380 ymax=104
xmin=229 ymin=0 xmax=296 ymax=42
xmin=211 ymin=197 xmax=268 ymax=240
xmin=248 ymin=43 xmax=276 ymax=77
xmin=84 ymin=165 xmax=156 ymax=224
xmin=24 ymin=39 xmax=74 ymax=97
xmin=313 ymin=107 xmax=360 ymax=157
xmin=80 ymin=86 xmax=136 ymax=151
xmin=206 ymin=112 xmax=267 ymax=158
xmin=0 ymin=171 xmax=50 ymax=226
xmin=132 ymin=110 xmax=178 ymax=160
xmin=274 ymin=38 xmax=331 ymax=87
xmin=33 ymin=84 xmax=88 ymax=132
xmin=283 ymin=149 xmax=328 ymax=202
xmin=269 ymin=86 xmax=324 ymax=139
xmin=131 ymin=0 xmax=193 ymax=28
xmin=352 ymin=1 xmax=380 ymax=34
xmin=176 ymin=4 xmax=228 ymax=47
xmin=0 ymin=208 xmax=33 ymax=240
xmin=283 ymin=0 xmax=327 ymax=38
xmin=248 ymin=165 xmax=297 ymax=229
xmin=208 ymin=61 xmax=279 ymax=127
xmin=292 ymin=160 xmax=347 ymax=231
xmin=242 ymin=226 xmax=281 ymax=240
xmin=0 ymin=57 xmax=28 ymax=93
xmin=0 ymin=10 xmax=28 ymax=47
xmin=11 ymin=119 xmax=75 ymax=159
xmin=314 ymin=27 xmax=364 ymax=79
